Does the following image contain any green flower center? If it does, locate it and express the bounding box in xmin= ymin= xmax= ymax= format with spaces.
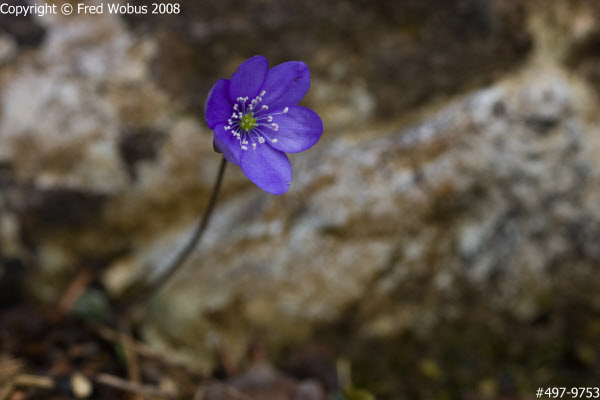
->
xmin=240 ymin=113 xmax=258 ymax=131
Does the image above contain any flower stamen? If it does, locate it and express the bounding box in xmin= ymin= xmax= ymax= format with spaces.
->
xmin=229 ymin=90 xmax=287 ymax=150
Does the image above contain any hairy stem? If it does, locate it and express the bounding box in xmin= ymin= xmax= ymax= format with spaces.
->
xmin=119 ymin=157 xmax=227 ymax=313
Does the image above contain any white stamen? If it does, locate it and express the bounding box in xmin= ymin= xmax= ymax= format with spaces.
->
xmin=229 ymin=94 xmax=285 ymax=151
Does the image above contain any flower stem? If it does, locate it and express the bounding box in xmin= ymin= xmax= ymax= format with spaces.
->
xmin=118 ymin=157 xmax=227 ymax=314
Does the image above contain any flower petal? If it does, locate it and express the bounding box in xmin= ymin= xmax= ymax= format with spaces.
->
xmin=241 ymin=145 xmax=292 ymax=195
xmin=214 ymin=124 xmax=242 ymax=165
xmin=205 ymin=79 xmax=233 ymax=129
xmin=229 ymin=56 xmax=269 ymax=101
xmin=266 ymin=106 xmax=323 ymax=154
xmin=260 ymin=61 xmax=310 ymax=110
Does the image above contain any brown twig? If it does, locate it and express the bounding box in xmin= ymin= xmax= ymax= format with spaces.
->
xmin=94 ymin=373 xmax=178 ymax=399
xmin=89 ymin=323 xmax=192 ymax=371
xmin=0 ymin=374 xmax=55 ymax=400
xmin=12 ymin=374 xmax=55 ymax=389
xmin=57 ymin=267 xmax=95 ymax=315
xmin=0 ymin=357 xmax=24 ymax=381
xmin=118 ymin=322 xmax=145 ymax=400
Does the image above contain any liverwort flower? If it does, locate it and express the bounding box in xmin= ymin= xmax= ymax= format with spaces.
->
xmin=205 ymin=55 xmax=323 ymax=195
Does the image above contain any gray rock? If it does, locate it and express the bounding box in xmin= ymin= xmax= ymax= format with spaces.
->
xmin=0 ymin=34 xmax=17 ymax=65
xmin=137 ymin=66 xmax=600 ymax=369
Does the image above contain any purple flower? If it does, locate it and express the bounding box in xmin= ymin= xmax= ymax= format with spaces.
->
xmin=205 ymin=56 xmax=323 ymax=195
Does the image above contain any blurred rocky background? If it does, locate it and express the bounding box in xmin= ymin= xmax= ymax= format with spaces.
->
xmin=2 ymin=0 xmax=600 ymax=398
